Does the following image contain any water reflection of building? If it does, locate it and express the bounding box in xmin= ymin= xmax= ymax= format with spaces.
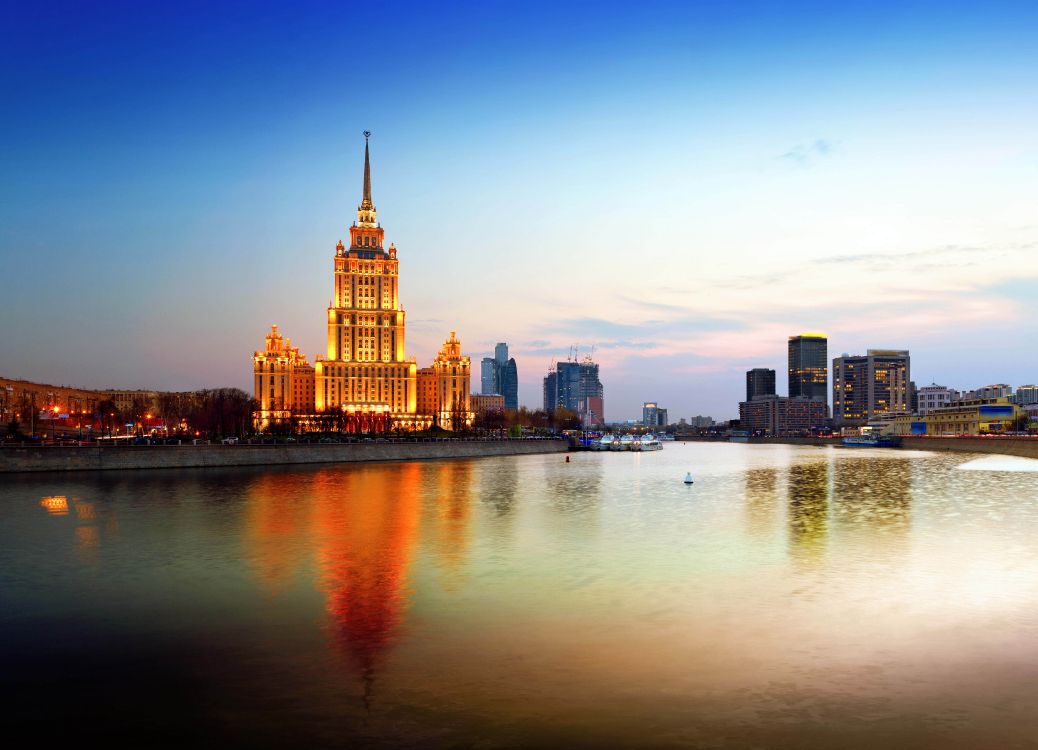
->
xmin=831 ymin=457 xmax=912 ymax=550
xmin=743 ymin=467 xmax=780 ymax=538
xmin=420 ymin=461 xmax=476 ymax=589
xmin=311 ymin=465 xmax=422 ymax=680
xmin=786 ymin=460 xmax=830 ymax=561
xmin=245 ymin=472 xmax=312 ymax=592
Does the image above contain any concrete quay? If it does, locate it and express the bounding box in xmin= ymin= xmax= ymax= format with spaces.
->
xmin=678 ymin=434 xmax=1038 ymax=459
xmin=0 ymin=438 xmax=569 ymax=474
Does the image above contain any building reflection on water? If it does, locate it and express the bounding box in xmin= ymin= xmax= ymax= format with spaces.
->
xmin=38 ymin=494 xmax=115 ymax=563
xmin=786 ymin=460 xmax=830 ymax=563
xmin=311 ymin=464 xmax=422 ymax=694
xmin=743 ymin=467 xmax=780 ymax=538
xmin=423 ymin=460 xmax=474 ymax=590
xmin=831 ymin=456 xmax=912 ymax=552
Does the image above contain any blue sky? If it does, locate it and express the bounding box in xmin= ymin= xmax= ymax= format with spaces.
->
xmin=2 ymin=1 xmax=1037 ymax=419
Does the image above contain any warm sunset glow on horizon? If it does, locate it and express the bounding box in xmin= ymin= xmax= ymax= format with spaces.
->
xmin=3 ymin=2 xmax=1037 ymax=419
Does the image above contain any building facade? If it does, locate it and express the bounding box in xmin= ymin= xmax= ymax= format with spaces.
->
xmin=1016 ymin=385 xmax=1038 ymax=405
xmin=746 ymin=368 xmax=776 ymax=402
xmin=915 ymin=384 xmax=956 ymax=416
xmin=788 ymin=334 xmax=828 ymax=404
xmin=253 ymin=325 xmax=316 ymax=427
xmin=250 ymin=134 xmax=470 ymax=432
xmin=480 ymin=343 xmax=518 ymax=410
xmin=416 ymin=332 xmax=472 ymax=431
xmin=544 ymin=359 xmax=605 ymax=426
xmin=641 ymin=402 xmax=668 ymax=427
xmin=921 ymin=397 xmax=1022 ymax=435
xmin=480 ymin=358 xmax=496 ymax=395
xmin=832 ymin=349 xmax=911 ymax=427
xmin=739 ymin=396 xmax=829 ymax=436
xmin=470 ymin=393 xmax=505 ymax=416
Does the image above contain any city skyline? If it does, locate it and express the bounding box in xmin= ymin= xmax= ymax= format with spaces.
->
xmin=4 ymin=2 xmax=1038 ymax=420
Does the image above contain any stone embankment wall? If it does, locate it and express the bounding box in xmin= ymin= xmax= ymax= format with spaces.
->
xmin=0 ymin=439 xmax=569 ymax=474
xmin=681 ymin=434 xmax=1038 ymax=458
xmin=899 ymin=436 xmax=1038 ymax=459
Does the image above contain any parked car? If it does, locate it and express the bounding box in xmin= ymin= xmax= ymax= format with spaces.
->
xmin=222 ymin=437 xmax=238 ymax=445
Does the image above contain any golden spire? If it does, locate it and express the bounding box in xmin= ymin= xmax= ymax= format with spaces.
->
xmin=361 ymin=130 xmax=373 ymax=210
xmin=357 ymin=131 xmax=377 ymax=227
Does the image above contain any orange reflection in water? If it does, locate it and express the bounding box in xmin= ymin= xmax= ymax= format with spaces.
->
xmin=40 ymin=496 xmax=69 ymax=516
xmin=245 ymin=473 xmax=311 ymax=593
xmin=424 ymin=461 xmax=474 ymax=589
xmin=311 ymin=464 xmax=422 ymax=676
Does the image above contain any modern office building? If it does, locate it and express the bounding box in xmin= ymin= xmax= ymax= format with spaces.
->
xmin=641 ymin=402 xmax=668 ymax=427
xmin=544 ymin=359 xmax=605 ymax=426
xmin=252 ymin=134 xmax=470 ymax=431
xmin=739 ymin=396 xmax=828 ymax=436
xmin=480 ymin=343 xmax=518 ymax=410
xmin=915 ymin=384 xmax=956 ymax=415
xmin=746 ymin=368 xmax=776 ymax=402
xmin=788 ymin=334 xmax=828 ymax=404
xmin=480 ymin=358 xmax=496 ymax=395
xmin=832 ymin=349 xmax=911 ymax=426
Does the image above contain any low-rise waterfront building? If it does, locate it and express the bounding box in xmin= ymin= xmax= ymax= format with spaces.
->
xmin=739 ymin=396 xmax=828 ymax=436
xmin=471 ymin=393 xmax=505 ymax=416
xmin=923 ymin=397 xmax=1022 ymax=435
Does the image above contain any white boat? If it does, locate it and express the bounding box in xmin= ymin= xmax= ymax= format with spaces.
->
xmin=609 ymin=435 xmax=626 ymax=451
xmin=618 ymin=434 xmax=635 ymax=451
xmin=594 ymin=434 xmax=616 ymax=451
xmin=636 ymin=433 xmax=663 ymax=451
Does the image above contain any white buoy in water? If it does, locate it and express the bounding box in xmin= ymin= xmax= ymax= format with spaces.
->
xmin=684 ymin=472 xmax=694 ymax=485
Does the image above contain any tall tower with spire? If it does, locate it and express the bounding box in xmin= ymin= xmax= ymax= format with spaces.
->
xmin=314 ymin=132 xmax=420 ymax=428
xmin=252 ymin=133 xmax=471 ymax=433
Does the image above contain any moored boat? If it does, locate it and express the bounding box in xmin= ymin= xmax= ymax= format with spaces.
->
xmin=637 ymin=434 xmax=663 ymax=451
xmin=841 ymin=435 xmax=902 ymax=448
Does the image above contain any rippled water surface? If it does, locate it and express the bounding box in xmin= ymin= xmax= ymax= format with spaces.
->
xmin=3 ymin=444 xmax=1038 ymax=748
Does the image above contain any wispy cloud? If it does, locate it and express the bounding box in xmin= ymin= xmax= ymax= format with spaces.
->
xmin=779 ymin=139 xmax=835 ymax=167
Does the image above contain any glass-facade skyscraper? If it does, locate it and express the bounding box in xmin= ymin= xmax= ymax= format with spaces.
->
xmin=481 ymin=343 xmax=518 ymax=410
xmin=788 ymin=334 xmax=828 ymax=405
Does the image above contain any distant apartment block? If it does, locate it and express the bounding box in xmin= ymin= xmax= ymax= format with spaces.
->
xmin=642 ymin=402 xmax=668 ymax=427
xmin=1016 ymin=385 xmax=1038 ymax=405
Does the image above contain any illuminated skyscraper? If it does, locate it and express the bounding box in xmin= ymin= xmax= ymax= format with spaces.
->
xmin=252 ymin=134 xmax=470 ymax=432
xmin=832 ymin=349 xmax=911 ymax=426
xmin=746 ymin=368 xmax=776 ymax=402
xmin=788 ymin=334 xmax=828 ymax=404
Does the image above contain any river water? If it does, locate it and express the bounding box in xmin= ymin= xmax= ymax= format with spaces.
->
xmin=2 ymin=443 xmax=1038 ymax=748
